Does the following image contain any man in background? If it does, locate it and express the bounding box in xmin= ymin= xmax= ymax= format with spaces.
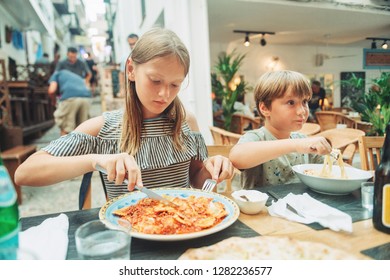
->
xmin=308 ymin=80 xmax=326 ymax=122
xmin=118 ymin=33 xmax=139 ymax=97
xmin=48 ymin=70 xmax=92 ymax=136
xmin=55 ymin=47 xmax=91 ymax=86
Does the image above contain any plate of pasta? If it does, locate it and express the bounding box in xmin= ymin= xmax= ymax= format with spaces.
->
xmin=292 ymin=163 xmax=373 ymax=195
xmin=99 ymin=188 xmax=240 ymax=241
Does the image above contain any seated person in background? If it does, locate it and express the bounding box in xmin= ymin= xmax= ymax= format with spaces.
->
xmin=234 ymin=93 xmax=255 ymax=118
xmin=15 ymin=27 xmax=234 ymax=200
xmin=308 ymin=80 xmax=325 ymax=122
xmin=47 ymin=69 xmax=92 ymax=136
xmin=213 ymin=96 xmax=224 ymax=127
xmin=229 ymin=70 xmax=332 ymax=189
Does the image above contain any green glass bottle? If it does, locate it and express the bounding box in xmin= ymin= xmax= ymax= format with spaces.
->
xmin=0 ymin=152 xmax=20 ymax=259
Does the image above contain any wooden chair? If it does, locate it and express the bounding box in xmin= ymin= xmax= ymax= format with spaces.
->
xmin=342 ymin=143 xmax=357 ymax=165
xmin=295 ymin=123 xmax=320 ymax=136
xmin=358 ymin=135 xmax=385 ymax=171
xmin=314 ymin=128 xmax=365 ymax=150
xmin=331 ymin=107 xmax=354 ymax=113
xmin=207 ymin=145 xmax=239 ymax=193
xmin=356 ymin=121 xmax=373 ymax=135
xmin=315 ymin=111 xmax=340 ymax=131
xmin=230 ymin=113 xmax=262 ymax=134
xmin=209 ymin=126 xmax=241 ymax=145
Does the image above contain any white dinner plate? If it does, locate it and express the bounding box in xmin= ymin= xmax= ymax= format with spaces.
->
xmin=99 ymin=188 xmax=240 ymax=241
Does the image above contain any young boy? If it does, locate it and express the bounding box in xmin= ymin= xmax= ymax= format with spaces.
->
xmin=229 ymin=70 xmax=332 ymax=189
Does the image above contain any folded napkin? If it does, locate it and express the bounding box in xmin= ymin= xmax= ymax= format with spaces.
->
xmin=267 ymin=193 xmax=352 ymax=233
xmin=20 ymin=213 xmax=69 ymax=260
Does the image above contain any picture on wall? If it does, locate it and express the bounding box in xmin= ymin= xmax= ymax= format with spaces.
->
xmin=340 ymin=71 xmax=365 ymax=108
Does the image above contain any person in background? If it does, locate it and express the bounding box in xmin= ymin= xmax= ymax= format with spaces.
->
xmin=308 ymin=80 xmax=326 ymax=122
xmin=85 ymin=52 xmax=98 ymax=96
xmin=234 ymin=93 xmax=255 ymax=118
xmin=55 ymin=47 xmax=91 ymax=86
xmin=15 ymin=28 xmax=233 ymax=200
xmin=118 ymin=33 xmax=139 ymax=97
xmin=47 ymin=69 xmax=92 ymax=136
xmin=230 ymin=70 xmax=331 ymax=189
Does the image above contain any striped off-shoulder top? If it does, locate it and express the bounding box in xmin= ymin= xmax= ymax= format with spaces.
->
xmin=42 ymin=110 xmax=208 ymax=199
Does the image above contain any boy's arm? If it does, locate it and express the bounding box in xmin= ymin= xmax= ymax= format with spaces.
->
xmin=230 ymin=137 xmax=332 ymax=169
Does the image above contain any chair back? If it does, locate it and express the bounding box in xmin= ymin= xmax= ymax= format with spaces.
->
xmin=209 ymin=126 xmax=241 ymax=145
xmin=315 ymin=111 xmax=340 ymax=131
xmin=358 ymin=135 xmax=385 ymax=170
xmin=230 ymin=113 xmax=262 ymax=134
xmin=295 ymin=123 xmax=320 ymax=136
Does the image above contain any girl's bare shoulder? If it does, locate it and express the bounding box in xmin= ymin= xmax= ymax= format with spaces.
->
xmin=74 ymin=116 xmax=104 ymax=136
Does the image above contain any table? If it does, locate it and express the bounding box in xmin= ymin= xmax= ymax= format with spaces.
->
xmin=21 ymin=183 xmax=390 ymax=260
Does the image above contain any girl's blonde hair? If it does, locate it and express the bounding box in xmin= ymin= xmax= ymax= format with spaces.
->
xmin=121 ymin=27 xmax=190 ymax=155
xmin=254 ymin=70 xmax=312 ymax=118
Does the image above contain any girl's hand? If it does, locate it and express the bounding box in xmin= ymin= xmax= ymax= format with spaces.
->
xmin=93 ymin=153 xmax=142 ymax=191
xmin=295 ymin=136 xmax=332 ymax=155
xmin=203 ymin=155 xmax=234 ymax=183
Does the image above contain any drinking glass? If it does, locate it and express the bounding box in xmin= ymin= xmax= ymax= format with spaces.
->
xmin=75 ymin=220 xmax=131 ymax=260
xmin=361 ymin=182 xmax=374 ymax=211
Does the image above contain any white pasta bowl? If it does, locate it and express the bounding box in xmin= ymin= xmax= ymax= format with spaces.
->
xmin=231 ymin=190 xmax=269 ymax=215
xmin=292 ymin=164 xmax=373 ymax=195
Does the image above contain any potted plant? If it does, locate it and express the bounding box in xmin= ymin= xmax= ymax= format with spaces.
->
xmin=342 ymin=72 xmax=390 ymax=136
xmin=211 ymin=50 xmax=251 ymax=131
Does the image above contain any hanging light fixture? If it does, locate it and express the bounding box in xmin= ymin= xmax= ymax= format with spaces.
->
xmin=244 ymin=33 xmax=250 ymax=47
xmin=234 ymin=30 xmax=275 ymax=47
xmin=371 ymin=40 xmax=377 ymax=49
xmin=366 ymin=37 xmax=390 ymax=50
xmin=382 ymin=40 xmax=388 ymax=49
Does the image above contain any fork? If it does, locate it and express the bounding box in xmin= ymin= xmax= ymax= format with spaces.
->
xmin=330 ymin=148 xmax=341 ymax=160
xmin=202 ymin=179 xmax=217 ymax=192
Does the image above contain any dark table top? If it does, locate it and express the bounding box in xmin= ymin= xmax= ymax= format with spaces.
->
xmin=21 ymin=208 xmax=259 ymax=260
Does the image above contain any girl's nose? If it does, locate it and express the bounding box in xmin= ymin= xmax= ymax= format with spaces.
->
xmin=158 ymin=85 xmax=170 ymax=99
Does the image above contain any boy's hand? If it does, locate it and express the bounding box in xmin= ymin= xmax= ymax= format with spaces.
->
xmin=295 ymin=136 xmax=332 ymax=155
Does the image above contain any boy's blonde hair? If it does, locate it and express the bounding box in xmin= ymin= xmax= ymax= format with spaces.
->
xmin=121 ymin=27 xmax=190 ymax=155
xmin=254 ymin=70 xmax=312 ymax=118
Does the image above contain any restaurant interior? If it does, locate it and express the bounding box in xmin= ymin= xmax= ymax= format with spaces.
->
xmin=0 ymin=0 xmax=390 ymax=261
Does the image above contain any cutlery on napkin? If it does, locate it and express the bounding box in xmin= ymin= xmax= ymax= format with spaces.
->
xmin=19 ymin=213 xmax=69 ymax=260
xmin=267 ymin=193 xmax=352 ymax=233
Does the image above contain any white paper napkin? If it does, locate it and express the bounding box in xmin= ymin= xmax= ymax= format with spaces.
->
xmin=267 ymin=193 xmax=352 ymax=232
xmin=19 ymin=213 xmax=69 ymax=260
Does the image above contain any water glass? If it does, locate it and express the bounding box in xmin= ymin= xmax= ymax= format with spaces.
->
xmin=361 ymin=182 xmax=374 ymax=210
xmin=75 ymin=220 xmax=131 ymax=260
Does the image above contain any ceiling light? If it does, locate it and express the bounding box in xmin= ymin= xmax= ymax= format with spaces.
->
xmin=244 ymin=33 xmax=250 ymax=47
xmin=260 ymin=34 xmax=267 ymax=46
xmin=234 ymin=30 xmax=275 ymax=47
xmin=366 ymin=37 xmax=390 ymax=50
xmin=382 ymin=40 xmax=388 ymax=49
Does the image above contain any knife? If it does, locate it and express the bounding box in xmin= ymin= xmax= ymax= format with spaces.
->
xmin=95 ymin=164 xmax=177 ymax=207
xmin=266 ymin=190 xmax=305 ymax=218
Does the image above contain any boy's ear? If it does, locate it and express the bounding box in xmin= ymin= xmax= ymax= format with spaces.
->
xmin=259 ymin=102 xmax=270 ymax=117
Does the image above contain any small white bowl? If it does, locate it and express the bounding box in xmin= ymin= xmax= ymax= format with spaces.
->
xmin=231 ymin=190 xmax=269 ymax=215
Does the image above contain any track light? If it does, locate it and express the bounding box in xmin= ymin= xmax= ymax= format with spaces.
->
xmin=244 ymin=33 xmax=250 ymax=47
xmin=234 ymin=30 xmax=275 ymax=47
xmin=382 ymin=40 xmax=388 ymax=50
xmin=371 ymin=40 xmax=377 ymax=49
xmin=366 ymin=37 xmax=390 ymax=50
xmin=260 ymin=34 xmax=267 ymax=46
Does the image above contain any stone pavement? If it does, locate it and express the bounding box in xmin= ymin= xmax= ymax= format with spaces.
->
xmin=19 ymin=96 xmax=107 ymax=218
